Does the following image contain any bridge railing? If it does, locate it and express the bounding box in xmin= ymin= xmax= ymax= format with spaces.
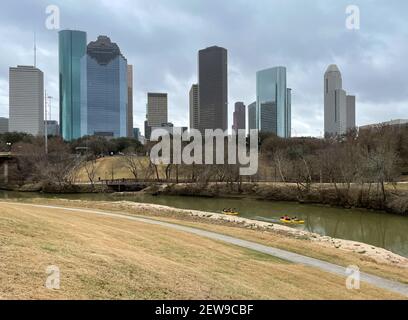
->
xmin=101 ymin=178 xmax=195 ymax=185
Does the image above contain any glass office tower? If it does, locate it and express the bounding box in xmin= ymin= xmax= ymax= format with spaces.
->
xmin=248 ymin=102 xmax=257 ymax=131
xmin=256 ymin=67 xmax=291 ymax=138
xmin=81 ymin=36 xmax=128 ymax=138
xmin=59 ymin=30 xmax=87 ymax=141
xmin=198 ymin=46 xmax=228 ymax=132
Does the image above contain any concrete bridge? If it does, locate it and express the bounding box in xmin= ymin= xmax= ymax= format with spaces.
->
xmin=100 ymin=178 xmax=193 ymax=192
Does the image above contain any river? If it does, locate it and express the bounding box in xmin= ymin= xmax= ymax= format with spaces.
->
xmin=1 ymin=191 xmax=407 ymax=258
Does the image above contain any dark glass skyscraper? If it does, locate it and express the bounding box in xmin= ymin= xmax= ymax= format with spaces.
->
xmin=198 ymin=46 xmax=228 ymax=132
xmin=248 ymin=102 xmax=257 ymax=131
xmin=80 ymin=36 xmax=128 ymax=137
xmin=232 ymin=102 xmax=246 ymax=131
xmin=59 ymin=30 xmax=87 ymax=141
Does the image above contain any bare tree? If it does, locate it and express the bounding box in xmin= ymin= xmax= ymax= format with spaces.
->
xmin=83 ymin=155 xmax=98 ymax=188
xmin=124 ymin=152 xmax=141 ymax=180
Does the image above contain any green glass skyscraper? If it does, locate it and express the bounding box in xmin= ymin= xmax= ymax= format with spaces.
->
xmin=59 ymin=30 xmax=87 ymax=141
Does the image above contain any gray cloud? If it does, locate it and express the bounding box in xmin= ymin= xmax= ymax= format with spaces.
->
xmin=0 ymin=0 xmax=407 ymax=136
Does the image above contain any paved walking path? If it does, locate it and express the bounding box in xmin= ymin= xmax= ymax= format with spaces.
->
xmin=2 ymin=202 xmax=408 ymax=297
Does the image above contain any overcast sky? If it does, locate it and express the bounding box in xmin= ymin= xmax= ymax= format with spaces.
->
xmin=0 ymin=0 xmax=407 ymax=136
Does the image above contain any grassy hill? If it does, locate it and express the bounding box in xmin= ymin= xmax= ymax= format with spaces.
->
xmin=75 ymin=156 xmax=162 ymax=182
xmin=0 ymin=202 xmax=404 ymax=299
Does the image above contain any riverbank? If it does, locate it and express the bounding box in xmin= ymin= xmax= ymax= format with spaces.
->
xmin=3 ymin=180 xmax=408 ymax=216
xmin=63 ymin=199 xmax=408 ymax=267
xmin=0 ymin=181 xmax=112 ymax=193
xmin=143 ymin=182 xmax=408 ymax=216
xmin=2 ymin=198 xmax=407 ymax=286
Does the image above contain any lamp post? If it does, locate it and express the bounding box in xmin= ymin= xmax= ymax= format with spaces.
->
xmin=47 ymin=96 xmax=53 ymax=121
xmin=44 ymin=90 xmax=49 ymax=155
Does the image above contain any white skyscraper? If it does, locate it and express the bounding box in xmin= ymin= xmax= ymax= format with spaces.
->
xmin=9 ymin=66 xmax=44 ymax=135
xmin=324 ymin=64 xmax=355 ymax=137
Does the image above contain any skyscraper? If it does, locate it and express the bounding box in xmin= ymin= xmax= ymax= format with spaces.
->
xmin=260 ymin=102 xmax=277 ymax=134
xmin=0 ymin=117 xmax=8 ymax=134
xmin=256 ymin=67 xmax=291 ymax=138
xmin=45 ymin=120 xmax=60 ymax=136
xmin=9 ymin=66 xmax=44 ymax=135
xmin=59 ymin=30 xmax=87 ymax=141
xmin=324 ymin=64 xmax=356 ymax=136
xmin=81 ymin=35 xmax=128 ymax=138
xmin=248 ymin=102 xmax=257 ymax=131
xmin=147 ymin=93 xmax=168 ymax=128
xmin=286 ymin=88 xmax=292 ymax=138
xmin=232 ymin=102 xmax=246 ymax=131
xmin=189 ymin=84 xmax=199 ymax=130
xmin=346 ymin=95 xmax=356 ymax=132
xmin=198 ymin=46 xmax=228 ymax=132
xmin=133 ymin=127 xmax=140 ymax=140
xmin=127 ymin=65 xmax=134 ymax=138
xmin=144 ymin=120 xmax=151 ymax=141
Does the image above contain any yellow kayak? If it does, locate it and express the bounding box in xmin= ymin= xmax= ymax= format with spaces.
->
xmin=222 ymin=211 xmax=239 ymax=216
xmin=280 ymin=219 xmax=305 ymax=224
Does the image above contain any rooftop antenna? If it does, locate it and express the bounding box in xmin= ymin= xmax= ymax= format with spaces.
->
xmin=34 ymin=31 xmax=37 ymax=68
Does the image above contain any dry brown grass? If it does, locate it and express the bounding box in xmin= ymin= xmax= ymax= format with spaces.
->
xmin=75 ymin=156 xmax=167 ymax=182
xmin=394 ymin=182 xmax=408 ymax=191
xmin=75 ymin=156 xmax=408 ymax=188
xmin=0 ymin=202 xmax=406 ymax=300
xmin=10 ymin=198 xmax=408 ymax=284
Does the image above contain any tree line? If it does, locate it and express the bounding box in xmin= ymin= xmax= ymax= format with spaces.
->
xmin=1 ymin=125 xmax=407 ymax=205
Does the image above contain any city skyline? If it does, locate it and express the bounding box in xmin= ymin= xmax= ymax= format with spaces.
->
xmin=0 ymin=1 xmax=407 ymax=137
